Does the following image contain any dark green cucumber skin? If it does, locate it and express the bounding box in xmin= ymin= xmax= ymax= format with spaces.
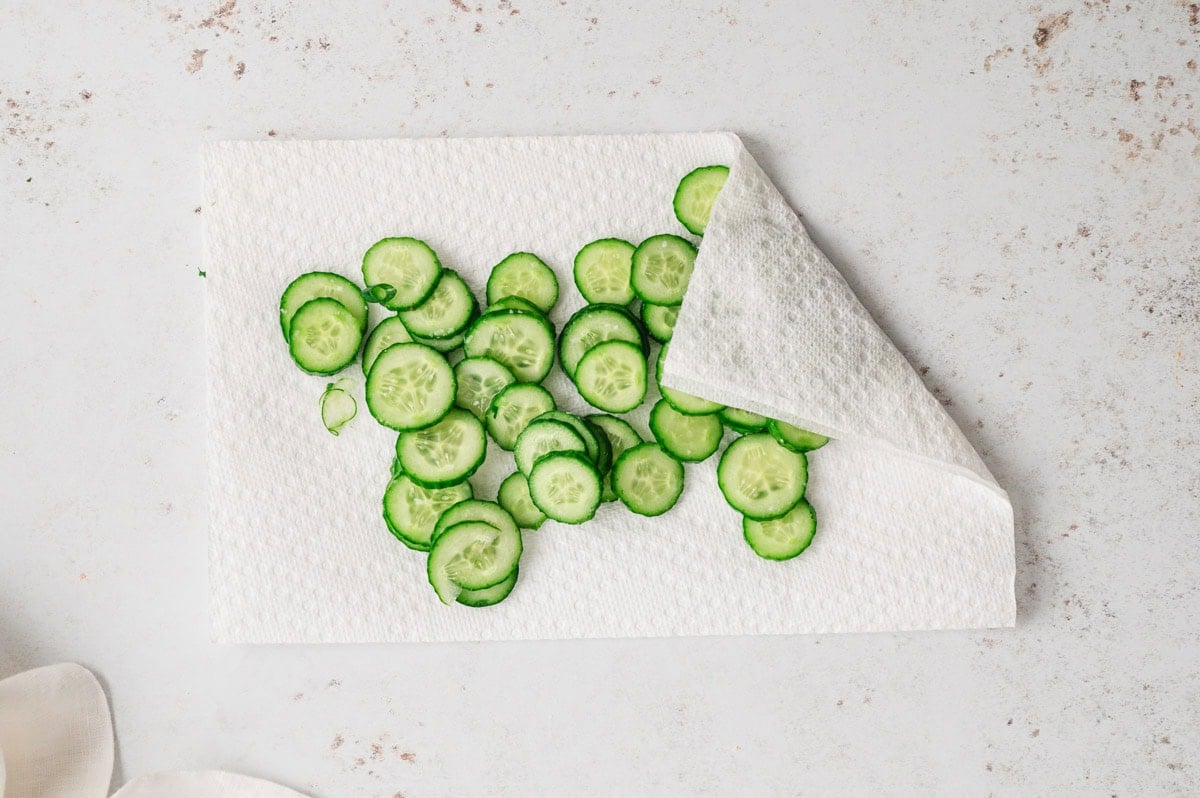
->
xmin=611 ymin=442 xmax=685 ymax=518
xmin=640 ymin=302 xmax=676 ymax=344
xmin=742 ymin=500 xmax=817 ymax=561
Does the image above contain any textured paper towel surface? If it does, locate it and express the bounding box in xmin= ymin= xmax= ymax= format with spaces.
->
xmin=203 ymin=133 xmax=1015 ymax=643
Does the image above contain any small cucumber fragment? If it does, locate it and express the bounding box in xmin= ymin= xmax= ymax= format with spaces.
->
xmin=743 ymin=500 xmax=816 ymax=560
xmin=720 ymin=407 xmax=768 ymax=434
xmin=673 ymin=164 xmax=729 ymax=236
xmin=640 ymin=302 xmax=678 ymax=343
xmin=498 ymin=471 xmax=547 ymax=530
xmin=767 ymin=418 xmax=830 ymax=452
xmin=320 ymin=378 xmax=357 ymax=435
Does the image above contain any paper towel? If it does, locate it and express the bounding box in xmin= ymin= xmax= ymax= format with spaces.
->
xmin=203 ymin=133 xmax=1015 ymax=643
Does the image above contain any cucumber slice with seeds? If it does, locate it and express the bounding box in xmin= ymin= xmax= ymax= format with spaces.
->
xmin=398 ymin=269 xmax=478 ymax=339
xmin=486 ymin=382 xmax=557 ymax=450
xmin=650 ymin=399 xmax=723 ymax=462
xmin=464 ymin=309 xmax=556 ymax=383
xmin=457 ymin=567 xmax=519 ymax=607
xmin=486 ymin=252 xmax=559 ymax=314
xmin=454 ymin=356 xmax=516 ymax=420
xmin=287 ymin=298 xmax=364 ymax=375
xmin=612 ymin=442 xmax=685 ymax=517
xmin=631 ymin=234 xmax=696 ymax=306
xmin=362 ymin=316 xmax=413 ymax=375
xmin=655 ymin=344 xmax=725 ymax=416
xmin=587 ymin=414 xmax=643 ymax=502
xmin=641 ymin=302 xmax=678 ymax=343
xmin=383 ymin=475 xmax=473 ymax=551
xmin=280 ymin=271 xmax=368 ymax=340
xmin=575 ymin=340 xmax=647 ymax=413
xmin=528 ymin=451 xmax=602 ymax=524
xmin=362 ymin=237 xmax=443 ymax=310
xmin=768 ymin=418 xmax=830 ymax=452
xmin=432 ymin=499 xmax=519 ymax=544
xmin=673 ymin=164 xmax=729 ymax=236
xmin=532 ymin=411 xmax=602 ymax=464
xmin=573 ymin=238 xmax=635 ymax=305
xmin=498 ymin=472 xmax=547 ymax=530
xmin=515 ymin=419 xmax=588 ymax=476
xmin=720 ymin=407 xmax=768 ymax=433
xmin=396 ymin=408 xmax=487 ymax=488
xmin=365 ymin=343 xmax=456 ymax=431
xmin=427 ymin=520 xmax=522 ymax=603
xmin=743 ymin=499 xmax=816 ymax=561
xmin=717 ymin=433 xmax=808 ymax=520
xmin=558 ymin=303 xmax=646 ymax=379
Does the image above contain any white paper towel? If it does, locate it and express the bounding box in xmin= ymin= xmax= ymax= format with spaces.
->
xmin=203 ymin=133 xmax=1014 ymax=643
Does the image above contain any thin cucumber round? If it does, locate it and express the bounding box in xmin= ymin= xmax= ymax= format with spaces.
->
xmin=457 ymin=567 xmax=519 ymax=607
xmin=743 ymin=499 xmax=816 ymax=561
xmin=486 ymin=295 xmax=544 ymax=316
xmin=558 ymin=303 xmax=646 ymax=379
xmin=280 ymin=271 xmax=368 ymax=340
xmin=515 ymin=419 xmax=588 ymax=476
xmin=575 ymin=340 xmax=647 ymax=413
xmin=362 ymin=316 xmax=413 ymax=376
xmin=656 ymin=344 xmax=725 ymax=415
xmin=531 ymin=411 xmax=602 ymax=464
xmin=383 ymin=475 xmax=473 ymax=551
xmin=365 ymin=343 xmax=456 ymax=431
xmin=768 ymin=418 xmax=830 ymax=452
xmin=498 ymin=471 xmax=547 ymax=530
xmin=612 ymin=442 xmax=685 ymax=517
xmin=362 ymin=237 xmax=443 ymax=310
xmin=486 ymin=252 xmax=559 ymax=314
xmin=649 ymin=399 xmax=723 ymax=462
xmin=582 ymin=417 xmax=613 ymax=475
xmin=640 ymin=302 xmax=678 ymax=343
xmin=573 ymin=238 xmax=635 ymax=305
xmin=464 ymin=309 xmax=556 ymax=383
xmin=673 ymin=164 xmax=729 ymax=236
xmin=454 ymin=356 xmax=516 ymax=420
xmin=411 ymin=329 xmax=466 ymax=353
xmin=587 ymin=414 xmax=643 ymax=502
xmin=432 ymin=499 xmax=519 ymax=544
xmin=287 ymin=298 xmax=363 ymax=375
xmin=717 ymin=433 xmax=808 ymax=520
xmin=720 ymin=407 xmax=768 ymax=434
xmin=427 ymin=520 xmax=522 ymax=602
xmin=396 ymin=408 xmax=487 ymax=488
xmin=486 ymin=382 xmax=557 ymax=450
xmin=528 ymin=451 xmax=602 ymax=524
xmin=320 ymin=379 xmax=357 ymax=436
xmin=398 ymin=269 xmax=478 ymax=339
xmin=630 ymin=234 xmax=697 ymax=306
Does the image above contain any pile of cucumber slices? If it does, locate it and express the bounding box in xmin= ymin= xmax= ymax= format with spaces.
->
xmin=277 ymin=164 xmax=829 ymax=608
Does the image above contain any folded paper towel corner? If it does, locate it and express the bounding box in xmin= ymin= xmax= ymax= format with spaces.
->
xmin=202 ymin=131 xmax=1015 ymax=643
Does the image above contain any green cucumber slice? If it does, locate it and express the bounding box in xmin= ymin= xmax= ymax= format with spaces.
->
xmin=396 ymin=408 xmax=487 ymax=488
xmin=717 ymin=433 xmax=808 ymax=520
xmin=320 ymin=378 xmax=357 ymax=435
xmin=630 ymin=234 xmax=696 ymax=306
xmin=432 ymin=499 xmax=519 ymax=544
xmin=612 ymin=442 xmax=685 ymax=517
xmin=486 ymin=252 xmax=559 ymax=314
xmin=427 ymin=520 xmax=522 ymax=603
xmin=655 ymin=344 xmax=725 ymax=415
xmin=362 ymin=317 xmax=413 ymax=375
xmin=486 ymin=295 xmax=545 ymax=316
xmin=582 ymin=417 xmax=613 ymax=475
xmin=287 ymin=298 xmax=364 ymax=375
xmin=531 ymin=411 xmax=602 ymax=464
xmin=640 ymin=302 xmax=678 ymax=343
xmin=575 ymin=340 xmax=647 ymax=413
xmin=457 ymin=567 xmax=519 ymax=607
xmin=649 ymin=399 xmax=723 ymax=462
xmin=362 ymin=237 xmax=443 ymax=310
xmin=498 ymin=472 xmax=547 ymax=530
xmin=743 ymin=499 xmax=817 ymax=560
xmin=464 ymin=309 xmax=556 ymax=383
xmin=558 ymin=303 xmax=646 ymax=379
xmin=280 ymin=271 xmax=368 ymax=340
xmin=573 ymin=238 xmax=635 ymax=305
xmin=673 ymin=164 xmax=729 ymax=236
xmin=720 ymin=407 xmax=768 ymax=434
xmin=365 ymin=343 xmax=456 ymax=431
xmin=398 ymin=269 xmax=478 ymax=339
xmin=486 ymin=382 xmax=557 ymax=450
xmin=767 ymin=418 xmax=830 ymax=452
xmin=454 ymin=356 xmax=516 ymax=420
xmin=411 ymin=329 xmax=466 ymax=353
xmin=527 ymin=451 xmax=602 ymax=524
xmin=514 ymin=419 xmax=588 ymax=476
xmin=586 ymin=414 xmax=643 ymax=502
xmin=383 ymin=475 xmax=472 ymax=551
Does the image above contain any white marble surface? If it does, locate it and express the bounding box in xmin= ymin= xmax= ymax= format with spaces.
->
xmin=1 ymin=1 xmax=1196 ymax=795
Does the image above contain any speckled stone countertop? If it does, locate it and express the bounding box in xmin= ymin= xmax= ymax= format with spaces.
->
xmin=1 ymin=1 xmax=1196 ymax=795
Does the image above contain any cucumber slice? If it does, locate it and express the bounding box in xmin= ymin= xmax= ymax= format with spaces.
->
xmin=320 ymin=378 xmax=357 ymax=435
xmin=411 ymin=329 xmax=466 ymax=354
xmin=655 ymin=344 xmax=725 ymax=415
xmin=486 ymin=295 xmax=545 ymax=316
xmin=486 ymin=382 xmax=557 ymax=450
xmin=396 ymin=408 xmax=487 ymax=488
xmin=573 ymin=238 xmax=635 ymax=305
xmin=432 ymin=499 xmax=519 ymax=544
xmin=280 ymin=271 xmax=368 ymax=340
xmin=457 ymin=566 xmax=519 ymax=607
xmin=362 ymin=237 xmax=443 ymax=310
xmin=527 ymin=451 xmax=602 ymax=524
xmin=743 ymin=499 xmax=817 ymax=561
xmin=673 ymin=164 xmax=729 ymax=236
xmin=767 ymin=418 xmax=830 ymax=452
xmin=558 ymin=303 xmax=646 ymax=379
xmin=531 ymin=411 xmax=602 ymax=464
xmin=398 ymin=269 xmax=478 ymax=339
xmin=498 ymin=471 xmax=547 ymax=530
xmin=514 ymin=419 xmax=588 ymax=475
xmin=649 ymin=399 xmax=723 ymax=462
xmin=586 ymin=414 xmax=643 ymax=502
xmin=720 ymin=407 xmax=768 ymax=433
xmin=486 ymin=252 xmax=559 ymax=314
xmin=640 ymin=302 xmax=678 ymax=343
xmin=454 ymin=356 xmax=516 ymax=421
xmin=365 ymin=343 xmax=456 ymax=431
xmin=287 ymin=298 xmax=364 ymax=375
xmin=464 ymin=309 xmax=556 ymax=383
xmin=582 ymin=417 xmax=613 ymax=475
xmin=427 ymin=520 xmax=523 ymax=603
xmin=383 ymin=475 xmax=472 ymax=551
xmin=717 ymin=433 xmax=808 ymax=520
xmin=631 ymin=234 xmax=696 ymax=306
xmin=575 ymin=340 xmax=647 ymax=413
xmin=612 ymin=442 xmax=685 ymax=517
xmin=362 ymin=317 xmax=413 ymax=375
